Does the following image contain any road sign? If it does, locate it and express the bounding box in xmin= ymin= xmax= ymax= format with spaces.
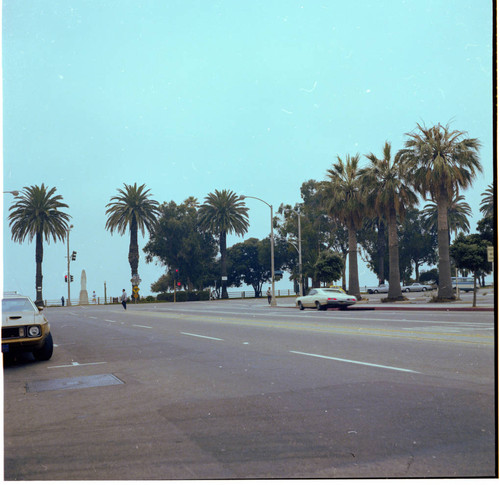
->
xmin=487 ymin=246 xmax=494 ymax=262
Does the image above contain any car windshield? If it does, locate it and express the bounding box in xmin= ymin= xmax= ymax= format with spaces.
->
xmin=2 ymin=298 xmax=37 ymax=312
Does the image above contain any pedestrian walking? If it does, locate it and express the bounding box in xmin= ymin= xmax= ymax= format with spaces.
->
xmin=92 ymin=291 xmax=97 ymax=304
xmin=61 ymin=296 xmax=65 ymax=307
xmin=266 ymin=287 xmax=272 ymax=304
xmin=121 ymin=289 xmax=128 ymax=310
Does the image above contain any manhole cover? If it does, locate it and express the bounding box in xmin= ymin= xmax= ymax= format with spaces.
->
xmin=26 ymin=374 xmax=123 ymax=393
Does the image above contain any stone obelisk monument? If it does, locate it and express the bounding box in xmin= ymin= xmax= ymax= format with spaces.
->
xmin=79 ymin=269 xmax=89 ymax=305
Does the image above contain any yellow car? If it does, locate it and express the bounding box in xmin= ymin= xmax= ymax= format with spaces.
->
xmin=2 ymin=293 xmax=53 ymax=361
xmin=328 ymin=285 xmax=346 ymax=293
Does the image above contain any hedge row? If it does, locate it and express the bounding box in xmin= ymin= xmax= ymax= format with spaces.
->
xmin=156 ymin=290 xmax=210 ymax=302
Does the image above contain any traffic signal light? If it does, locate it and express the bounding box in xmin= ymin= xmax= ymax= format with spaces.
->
xmin=177 ymin=281 xmax=181 ymax=287
xmin=70 ymin=275 xmax=74 ymax=282
xmin=71 ymin=251 xmax=77 ymax=261
xmin=65 ymin=275 xmax=68 ymax=282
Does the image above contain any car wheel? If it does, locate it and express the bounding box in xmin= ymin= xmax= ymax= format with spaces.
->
xmin=316 ymin=301 xmax=323 ymax=311
xmin=298 ymin=301 xmax=304 ymax=310
xmin=373 ymin=290 xmax=378 ymax=294
xmin=405 ymin=288 xmax=410 ymax=292
xmin=32 ymin=332 xmax=53 ymax=361
xmin=422 ymin=287 xmax=427 ymax=291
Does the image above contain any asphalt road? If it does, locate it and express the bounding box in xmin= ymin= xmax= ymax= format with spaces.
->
xmin=3 ymin=299 xmax=496 ymax=479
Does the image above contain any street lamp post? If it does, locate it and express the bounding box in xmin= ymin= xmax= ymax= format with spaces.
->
xmin=66 ymin=225 xmax=74 ymax=306
xmin=239 ymin=195 xmax=277 ymax=307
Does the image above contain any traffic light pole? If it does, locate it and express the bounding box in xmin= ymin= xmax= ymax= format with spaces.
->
xmin=66 ymin=226 xmax=73 ymax=306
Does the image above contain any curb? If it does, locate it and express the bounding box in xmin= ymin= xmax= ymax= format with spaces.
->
xmin=279 ymin=305 xmax=494 ymax=312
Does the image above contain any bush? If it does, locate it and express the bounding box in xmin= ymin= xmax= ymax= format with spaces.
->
xmin=155 ymin=290 xmax=210 ymax=302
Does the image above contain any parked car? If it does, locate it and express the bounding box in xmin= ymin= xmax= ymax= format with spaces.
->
xmin=2 ymin=292 xmax=53 ymax=360
xmin=366 ymin=284 xmax=389 ymax=294
xmin=296 ymin=288 xmax=357 ymax=311
xmin=401 ymin=283 xmax=430 ymax=292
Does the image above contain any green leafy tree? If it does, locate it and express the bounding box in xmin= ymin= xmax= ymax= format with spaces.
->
xmin=398 ymin=208 xmax=437 ymax=283
xmin=226 ymin=238 xmax=268 ymax=297
xmin=144 ymin=198 xmax=218 ymax=291
xmin=360 ymin=142 xmax=418 ymax=300
xmin=105 ymin=183 xmax=160 ymax=292
xmin=419 ymin=268 xmax=439 ymax=285
xmin=323 ymin=154 xmax=366 ymax=299
xmin=398 ymin=123 xmax=482 ymax=300
xmin=198 ymin=189 xmax=249 ymax=299
xmin=450 ymin=233 xmax=490 ymax=307
xmin=357 ymin=218 xmax=389 ymax=284
xmin=8 ymin=184 xmax=71 ymax=305
xmin=314 ymin=251 xmax=344 ymax=286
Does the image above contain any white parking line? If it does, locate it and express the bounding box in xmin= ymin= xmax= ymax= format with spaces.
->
xmin=105 ymin=319 xmax=116 ymax=323
xmin=181 ymin=332 xmax=223 ymax=341
xmin=133 ymin=324 xmax=153 ymax=329
xmin=48 ymin=361 xmax=107 ymax=369
xmin=290 ymin=350 xmax=420 ymax=374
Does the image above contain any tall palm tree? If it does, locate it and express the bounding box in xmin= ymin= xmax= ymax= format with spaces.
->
xmin=105 ymin=183 xmax=160 ymax=286
xmin=361 ymin=142 xmax=418 ymax=300
xmin=8 ymin=184 xmax=71 ymax=305
xmin=397 ymin=123 xmax=482 ymax=300
xmin=480 ymin=183 xmax=494 ymax=218
xmin=198 ymin=189 xmax=249 ymax=299
xmin=421 ymin=193 xmax=472 ymax=238
xmin=323 ymin=154 xmax=365 ymax=299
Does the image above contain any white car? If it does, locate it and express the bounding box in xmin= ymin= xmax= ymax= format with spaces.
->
xmin=401 ymin=283 xmax=430 ymax=292
xmin=296 ymin=288 xmax=357 ymax=311
xmin=2 ymin=293 xmax=53 ymax=361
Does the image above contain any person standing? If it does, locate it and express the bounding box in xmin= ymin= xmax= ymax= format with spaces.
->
xmin=121 ymin=289 xmax=128 ymax=310
xmin=266 ymin=287 xmax=272 ymax=304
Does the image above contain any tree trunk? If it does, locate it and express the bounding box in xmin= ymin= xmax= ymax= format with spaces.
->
xmin=128 ymin=215 xmax=139 ymax=277
xmin=387 ymin=207 xmax=403 ymax=300
xmin=35 ymin=232 xmax=43 ymax=306
xmin=437 ymin=189 xmax=454 ymax=300
xmin=347 ymin=221 xmax=361 ymax=299
xmin=377 ymin=219 xmax=386 ymax=285
xmin=220 ymin=231 xmax=228 ymax=299
xmin=472 ymin=272 xmax=477 ymax=308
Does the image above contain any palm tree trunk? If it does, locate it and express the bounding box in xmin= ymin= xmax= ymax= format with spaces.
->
xmin=387 ymin=207 xmax=403 ymax=300
xmin=377 ymin=219 xmax=386 ymax=284
xmin=347 ymin=221 xmax=361 ymax=299
xmin=437 ymin=189 xmax=454 ymax=300
xmin=220 ymin=231 xmax=228 ymax=299
xmin=129 ymin=215 xmax=139 ymax=277
xmin=35 ymin=232 xmax=43 ymax=306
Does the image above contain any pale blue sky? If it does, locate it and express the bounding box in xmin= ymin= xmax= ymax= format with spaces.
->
xmin=2 ymin=0 xmax=494 ymax=301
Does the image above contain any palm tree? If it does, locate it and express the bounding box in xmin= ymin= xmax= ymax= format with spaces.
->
xmin=397 ymin=123 xmax=482 ymax=300
xmin=105 ymin=183 xmax=160 ymax=287
xmin=421 ymin=193 xmax=472 ymax=238
xmin=198 ymin=189 xmax=249 ymax=299
xmin=480 ymin=184 xmax=494 ymax=218
xmin=323 ymin=154 xmax=365 ymax=299
xmin=361 ymin=142 xmax=418 ymax=301
xmin=8 ymin=184 xmax=71 ymax=305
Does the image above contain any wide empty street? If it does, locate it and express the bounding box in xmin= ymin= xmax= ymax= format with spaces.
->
xmin=3 ymin=299 xmax=496 ymax=479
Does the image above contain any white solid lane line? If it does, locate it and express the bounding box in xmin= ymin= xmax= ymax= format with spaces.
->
xmin=181 ymin=332 xmax=224 ymax=341
xmin=133 ymin=324 xmax=153 ymax=328
xmin=290 ymin=350 xmax=420 ymax=374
